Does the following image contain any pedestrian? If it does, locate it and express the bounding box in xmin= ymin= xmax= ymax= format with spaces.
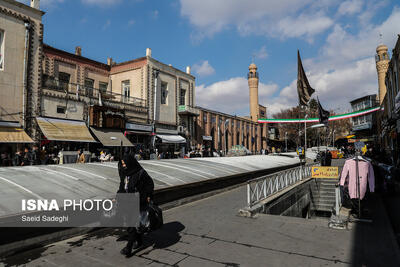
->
xmin=76 ymin=149 xmax=85 ymax=164
xmin=31 ymin=145 xmax=41 ymax=165
xmin=118 ymin=154 xmax=154 ymax=256
xmin=13 ymin=150 xmax=23 ymax=166
xmin=21 ymin=147 xmax=32 ymax=166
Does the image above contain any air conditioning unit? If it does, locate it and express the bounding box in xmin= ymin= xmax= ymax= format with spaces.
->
xmin=178 ymin=125 xmax=185 ymax=133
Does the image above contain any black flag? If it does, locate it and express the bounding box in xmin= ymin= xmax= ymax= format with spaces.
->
xmin=318 ymin=97 xmax=330 ymax=125
xmin=297 ymin=50 xmax=315 ymax=106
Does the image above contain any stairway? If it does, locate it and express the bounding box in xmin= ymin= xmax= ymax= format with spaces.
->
xmin=310 ymin=179 xmax=338 ymax=213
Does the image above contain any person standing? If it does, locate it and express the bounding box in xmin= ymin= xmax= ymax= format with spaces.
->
xmin=76 ymin=149 xmax=85 ymax=164
xmin=21 ymin=147 xmax=32 ymax=166
xmin=13 ymin=150 xmax=23 ymax=166
xmin=31 ymin=145 xmax=41 ymax=165
xmin=118 ymin=154 xmax=154 ymax=256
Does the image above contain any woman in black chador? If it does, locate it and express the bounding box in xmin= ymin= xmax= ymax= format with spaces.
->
xmin=118 ymin=154 xmax=154 ymax=256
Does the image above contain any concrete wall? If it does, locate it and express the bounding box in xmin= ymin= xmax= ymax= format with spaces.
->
xmin=0 ymin=12 xmax=25 ymax=122
xmin=262 ymin=179 xmax=314 ymax=218
xmin=0 ymin=0 xmax=43 ymax=133
xmin=157 ymin=72 xmax=176 ymax=124
xmin=41 ymin=96 xmax=85 ymax=121
xmin=110 ymin=67 xmax=144 ymax=99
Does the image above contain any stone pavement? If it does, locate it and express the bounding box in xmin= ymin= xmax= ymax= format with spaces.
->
xmin=2 ymin=183 xmax=400 ymax=267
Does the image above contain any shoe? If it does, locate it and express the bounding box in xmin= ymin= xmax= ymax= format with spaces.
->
xmin=132 ymin=239 xmax=143 ymax=249
xmin=120 ymin=245 xmax=132 ymax=257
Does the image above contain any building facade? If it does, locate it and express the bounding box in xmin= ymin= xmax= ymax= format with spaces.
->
xmin=380 ymin=35 xmax=400 ymax=164
xmin=195 ymin=107 xmax=267 ymax=153
xmin=0 ymin=0 xmax=43 ymax=140
xmin=110 ymin=48 xmax=197 ymax=150
xmin=349 ymin=94 xmax=377 ymax=141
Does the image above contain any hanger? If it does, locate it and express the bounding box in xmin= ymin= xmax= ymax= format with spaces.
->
xmin=351 ymin=155 xmax=368 ymax=162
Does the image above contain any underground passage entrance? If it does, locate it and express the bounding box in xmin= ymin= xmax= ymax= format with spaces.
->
xmin=239 ymin=165 xmax=338 ymax=219
xmin=258 ymin=178 xmax=337 ymax=219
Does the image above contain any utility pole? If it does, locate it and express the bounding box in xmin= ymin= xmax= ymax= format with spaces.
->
xmin=285 ymin=132 xmax=288 ymax=152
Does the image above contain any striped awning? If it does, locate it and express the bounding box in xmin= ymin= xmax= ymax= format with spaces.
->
xmin=0 ymin=127 xmax=33 ymax=143
xmin=36 ymin=117 xmax=96 ymax=142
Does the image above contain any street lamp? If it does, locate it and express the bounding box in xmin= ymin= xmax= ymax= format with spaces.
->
xmin=285 ymin=132 xmax=288 ymax=152
xmin=332 ymin=130 xmax=336 ymax=148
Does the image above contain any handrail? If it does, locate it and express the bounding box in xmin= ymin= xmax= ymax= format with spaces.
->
xmin=246 ymin=163 xmax=314 ymax=207
xmin=42 ymin=76 xmax=147 ymax=108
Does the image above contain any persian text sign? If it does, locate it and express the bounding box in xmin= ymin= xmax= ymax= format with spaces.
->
xmin=311 ymin=166 xmax=339 ymax=179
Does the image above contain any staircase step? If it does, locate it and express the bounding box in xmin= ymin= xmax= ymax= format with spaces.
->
xmin=314 ymin=203 xmax=334 ymax=212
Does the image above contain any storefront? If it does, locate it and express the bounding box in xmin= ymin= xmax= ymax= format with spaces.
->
xmin=155 ymin=127 xmax=186 ymax=158
xmin=0 ymin=121 xmax=34 ymax=166
xmin=124 ymin=122 xmax=153 ymax=150
xmin=202 ymin=135 xmax=213 ymax=149
xmin=36 ymin=117 xmax=97 ymax=163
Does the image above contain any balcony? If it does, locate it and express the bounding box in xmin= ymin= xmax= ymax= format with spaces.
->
xmin=41 ymin=76 xmax=147 ymax=110
xmin=178 ymin=105 xmax=200 ymax=116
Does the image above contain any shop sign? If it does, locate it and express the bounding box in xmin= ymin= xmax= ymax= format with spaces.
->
xmin=202 ymin=136 xmax=212 ymax=141
xmin=311 ymin=166 xmax=339 ymax=179
xmin=105 ymin=110 xmax=124 ymax=117
xmin=126 ymin=123 xmax=153 ymax=132
xmin=156 ymin=128 xmax=178 ymax=134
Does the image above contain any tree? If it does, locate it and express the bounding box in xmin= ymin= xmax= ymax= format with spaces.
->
xmin=271 ymin=98 xmax=352 ymax=148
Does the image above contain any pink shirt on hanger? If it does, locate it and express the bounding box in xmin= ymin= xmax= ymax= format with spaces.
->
xmin=339 ymin=159 xmax=375 ymax=200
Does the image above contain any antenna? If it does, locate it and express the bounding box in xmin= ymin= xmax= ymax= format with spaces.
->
xmin=251 ymin=54 xmax=255 ymax=64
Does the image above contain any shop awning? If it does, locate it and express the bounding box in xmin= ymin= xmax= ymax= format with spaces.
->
xmin=36 ymin=117 xmax=96 ymax=142
xmin=0 ymin=127 xmax=33 ymax=143
xmin=90 ymin=127 xmax=134 ymax=147
xmin=156 ymin=134 xmax=186 ymax=144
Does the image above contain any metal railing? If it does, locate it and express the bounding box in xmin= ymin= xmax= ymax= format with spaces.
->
xmin=247 ymin=164 xmax=313 ymax=207
xmin=42 ymin=76 xmax=147 ymax=108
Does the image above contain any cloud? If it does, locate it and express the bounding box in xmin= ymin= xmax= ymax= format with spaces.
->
xmin=197 ymin=5 xmax=400 ymax=116
xmin=152 ymin=10 xmax=159 ymax=19
xmin=274 ymin=12 xmax=333 ymax=40
xmin=128 ymin=19 xmax=135 ymax=26
xmin=254 ymin=46 xmax=268 ymax=60
xmin=102 ymin=19 xmax=111 ymax=30
xmin=192 ymin=60 xmax=215 ymax=77
xmin=180 ymin=0 xmax=334 ymax=41
xmin=337 ymin=0 xmax=363 ymax=16
xmin=196 ymin=77 xmax=279 ymax=115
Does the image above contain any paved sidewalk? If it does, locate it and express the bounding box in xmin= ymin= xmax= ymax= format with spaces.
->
xmin=2 ymin=185 xmax=400 ymax=266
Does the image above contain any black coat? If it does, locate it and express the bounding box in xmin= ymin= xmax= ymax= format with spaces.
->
xmin=117 ymin=159 xmax=154 ymax=208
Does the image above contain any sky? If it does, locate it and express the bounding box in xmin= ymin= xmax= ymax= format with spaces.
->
xmin=18 ymin=0 xmax=400 ymax=117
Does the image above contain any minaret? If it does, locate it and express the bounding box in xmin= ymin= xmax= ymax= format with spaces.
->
xmin=248 ymin=63 xmax=259 ymax=122
xmin=375 ymin=44 xmax=390 ymax=104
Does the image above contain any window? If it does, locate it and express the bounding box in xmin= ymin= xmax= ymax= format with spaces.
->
xmin=203 ymin=114 xmax=207 ymax=123
xmin=0 ymin=30 xmax=4 ymax=70
xmin=85 ymin=78 xmax=94 ymax=89
xmin=180 ymin=89 xmax=186 ymax=106
xmin=57 ymin=106 xmax=66 ymax=114
xmin=99 ymin=82 xmax=108 ymax=92
xmin=161 ymin=81 xmax=168 ymax=104
xmin=122 ymin=80 xmax=130 ymax=100
xmin=85 ymin=78 xmax=94 ymax=96
xmin=211 ymin=115 xmax=216 ymax=123
xmin=58 ymin=72 xmax=70 ymax=91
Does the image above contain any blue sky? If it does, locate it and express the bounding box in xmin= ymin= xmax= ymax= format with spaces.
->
xmin=19 ymin=0 xmax=400 ymax=116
